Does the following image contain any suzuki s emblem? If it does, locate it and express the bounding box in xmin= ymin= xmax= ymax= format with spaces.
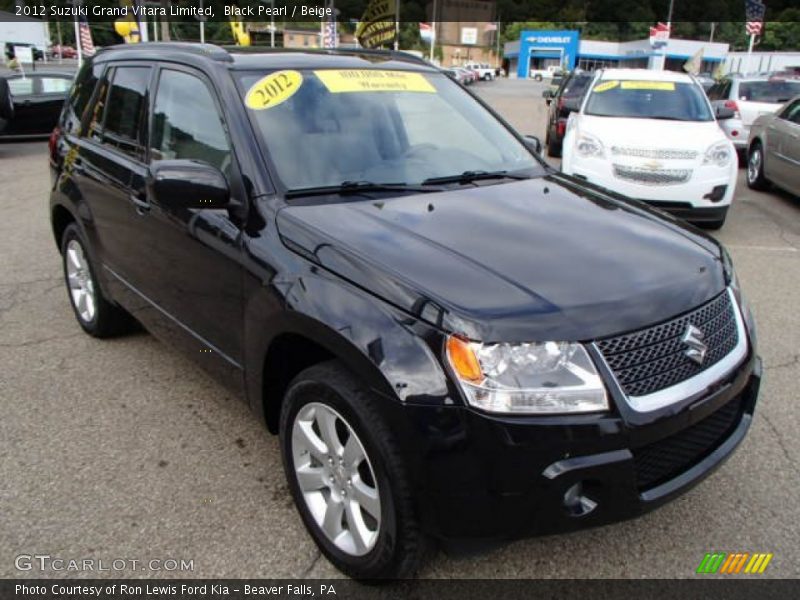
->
xmin=682 ymin=324 xmax=708 ymax=365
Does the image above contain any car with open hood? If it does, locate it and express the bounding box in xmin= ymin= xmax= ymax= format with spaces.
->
xmin=49 ymin=44 xmax=760 ymax=579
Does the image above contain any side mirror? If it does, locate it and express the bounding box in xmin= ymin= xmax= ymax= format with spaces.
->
xmin=148 ymin=160 xmax=229 ymax=210
xmin=715 ymin=105 xmax=736 ymax=120
xmin=523 ymin=135 xmax=543 ymax=156
xmin=542 ymin=89 xmax=554 ymax=99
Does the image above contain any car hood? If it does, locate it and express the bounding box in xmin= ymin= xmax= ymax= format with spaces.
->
xmin=577 ymin=115 xmax=727 ymax=152
xmin=276 ymin=175 xmax=726 ymax=342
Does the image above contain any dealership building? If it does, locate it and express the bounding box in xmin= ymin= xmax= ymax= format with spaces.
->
xmin=503 ymin=30 xmax=730 ymax=77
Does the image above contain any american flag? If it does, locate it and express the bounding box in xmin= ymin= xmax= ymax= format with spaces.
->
xmin=323 ymin=17 xmax=337 ymax=48
xmin=745 ymin=0 xmax=766 ymax=36
xmin=78 ymin=14 xmax=96 ymax=56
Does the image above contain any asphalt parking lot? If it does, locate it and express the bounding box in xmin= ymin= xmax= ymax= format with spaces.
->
xmin=1 ymin=77 xmax=799 ymax=579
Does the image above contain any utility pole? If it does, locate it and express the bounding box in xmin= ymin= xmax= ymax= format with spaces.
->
xmin=709 ymin=21 xmax=716 ymax=42
xmin=429 ymin=0 xmax=437 ymax=62
xmin=160 ymin=0 xmax=170 ymax=41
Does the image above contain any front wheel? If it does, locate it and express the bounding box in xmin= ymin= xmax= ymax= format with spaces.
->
xmin=746 ymin=142 xmax=769 ymax=190
xmin=280 ymin=361 xmax=426 ymax=579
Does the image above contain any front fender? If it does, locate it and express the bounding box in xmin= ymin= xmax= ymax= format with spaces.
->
xmin=243 ymin=256 xmax=454 ymax=426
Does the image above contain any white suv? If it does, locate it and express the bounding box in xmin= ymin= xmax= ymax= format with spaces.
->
xmin=561 ymin=69 xmax=737 ymax=229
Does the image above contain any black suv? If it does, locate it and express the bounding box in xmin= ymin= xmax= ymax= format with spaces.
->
xmin=50 ymin=43 xmax=760 ymax=579
xmin=542 ymin=69 xmax=592 ymax=157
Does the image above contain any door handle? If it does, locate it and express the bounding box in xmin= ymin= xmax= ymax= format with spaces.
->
xmin=129 ymin=192 xmax=150 ymax=215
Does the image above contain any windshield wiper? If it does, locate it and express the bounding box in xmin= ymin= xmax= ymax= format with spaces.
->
xmin=422 ymin=170 xmax=530 ymax=186
xmin=285 ymin=180 xmax=440 ymax=199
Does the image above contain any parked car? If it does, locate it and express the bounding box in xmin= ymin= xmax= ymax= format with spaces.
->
xmin=444 ymin=68 xmax=469 ymax=86
xmin=696 ymin=74 xmax=716 ymax=93
xmin=454 ymin=67 xmax=476 ymax=85
xmin=746 ymin=94 xmax=800 ymax=195
xmin=0 ymin=72 xmax=74 ymax=138
xmin=529 ymin=65 xmax=562 ymax=81
xmin=50 ymin=44 xmax=759 ymax=579
xmin=49 ymin=44 xmax=78 ymax=59
xmin=462 ymin=67 xmax=479 ymax=84
xmin=4 ymin=42 xmax=44 ymax=62
xmin=463 ymin=62 xmax=495 ymax=81
xmin=542 ymin=69 xmax=592 ymax=157
xmin=561 ymin=68 xmax=738 ymax=229
xmin=706 ymin=75 xmax=800 ymax=153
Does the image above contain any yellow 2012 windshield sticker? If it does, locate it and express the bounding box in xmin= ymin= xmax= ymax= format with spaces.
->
xmin=593 ymin=80 xmax=619 ymax=93
xmin=314 ymin=70 xmax=436 ymax=93
xmin=620 ymin=81 xmax=675 ymax=91
xmin=245 ymin=70 xmax=303 ymax=110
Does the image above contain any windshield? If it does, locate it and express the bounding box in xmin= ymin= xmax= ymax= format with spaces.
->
xmin=738 ymin=80 xmax=800 ymax=103
xmin=584 ymin=79 xmax=714 ymax=121
xmin=236 ymin=68 xmax=541 ymax=192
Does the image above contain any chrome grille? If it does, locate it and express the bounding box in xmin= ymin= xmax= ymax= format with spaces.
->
xmin=596 ymin=292 xmax=740 ymax=398
xmin=610 ymin=147 xmax=699 ymax=160
xmin=613 ymin=164 xmax=692 ymax=186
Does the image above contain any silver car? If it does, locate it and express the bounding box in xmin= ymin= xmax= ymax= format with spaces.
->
xmin=746 ymin=94 xmax=800 ymax=194
xmin=707 ymin=76 xmax=800 ymax=152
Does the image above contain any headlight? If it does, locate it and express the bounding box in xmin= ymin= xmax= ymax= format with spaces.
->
xmin=446 ymin=337 xmax=609 ymax=414
xmin=723 ymin=248 xmax=757 ymax=350
xmin=703 ymin=141 xmax=732 ymax=167
xmin=575 ymin=132 xmax=605 ymax=158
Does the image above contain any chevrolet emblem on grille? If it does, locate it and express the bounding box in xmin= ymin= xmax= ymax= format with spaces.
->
xmin=682 ymin=324 xmax=708 ymax=364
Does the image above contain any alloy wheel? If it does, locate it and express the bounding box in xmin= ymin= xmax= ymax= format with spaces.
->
xmin=747 ymin=147 xmax=761 ymax=185
xmin=291 ymin=402 xmax=381 ymax=556
xmin=65 ymin=239 xmax=96 ymax=323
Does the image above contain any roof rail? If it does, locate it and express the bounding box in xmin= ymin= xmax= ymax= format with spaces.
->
xmin=97 ymin=42 xmax=233 ymax=62
xmin=221 ymin=45 xmax=433 ymax=67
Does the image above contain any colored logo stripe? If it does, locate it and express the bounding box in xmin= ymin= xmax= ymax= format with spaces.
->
xmin=697 ymin=553 xmax=773 ymax=574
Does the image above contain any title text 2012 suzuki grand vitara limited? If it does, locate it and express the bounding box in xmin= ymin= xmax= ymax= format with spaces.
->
xmin=49 ymin=44 xmax=760 ymax=579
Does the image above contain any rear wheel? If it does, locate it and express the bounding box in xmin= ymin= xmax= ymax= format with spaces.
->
xmin=280 ymin=361 xmax=426 ymax=579
xmin=746 ymin=142 xmax=769 ymax=190
xmin=61 ymin=223 xmax=133 ymax=337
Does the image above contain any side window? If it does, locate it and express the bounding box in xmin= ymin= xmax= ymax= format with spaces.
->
xmin=8 ymin=78 xmax=34 ymax=95
xmin=706 ymin=83 xmax=721 ymax=100
xmin=150 ymin=69 xmax=232 ymax=175
xmin=67 ymin=62 xmax=103 ymax=136
xmin=781 ymin=100 xmax=800 ymax=124
xmin=40 ymin=77 xmax=72 ymax=94
xmin=101 ymin=66 xmax=151 ymax=159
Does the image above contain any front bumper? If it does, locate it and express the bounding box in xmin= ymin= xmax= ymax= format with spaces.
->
xmin=565 ymin=154 xmax=737 ymax=210
xmin=385 ymin=351 xmax=760 ymax=544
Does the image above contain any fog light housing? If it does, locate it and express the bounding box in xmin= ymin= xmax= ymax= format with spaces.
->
xmin=703 ymin=185 xmax=727 ymax=203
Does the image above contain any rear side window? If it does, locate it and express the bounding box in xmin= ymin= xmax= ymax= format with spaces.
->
xmin=41 ymin=77 xmax=72 ymax=94
xmin=8 ymin=78 xmax=33 ymax=95
xmin=63 ymin=62 xmax=102 ymax=135
xmin=150 ymin=69 xmax=232 ymax=175
xmin=101 ymin=66 xmax=151 ymax=159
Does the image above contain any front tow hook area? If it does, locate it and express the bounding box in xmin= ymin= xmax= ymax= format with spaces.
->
xmin=563 ymin=481 xmax=598 ymax=517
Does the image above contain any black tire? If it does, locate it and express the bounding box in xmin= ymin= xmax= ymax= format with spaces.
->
xmin=60 ymin=223 xmax=134 ymax=337
xmin=279 ymin=361 xmax=426 ymax=579
xmin=547 ymin=129 xmax=562 ymax=158
xmin=534 ymin=74 xmax=543 ymax=82
xmin=746 ymin=141 xmax=769 ymax=191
